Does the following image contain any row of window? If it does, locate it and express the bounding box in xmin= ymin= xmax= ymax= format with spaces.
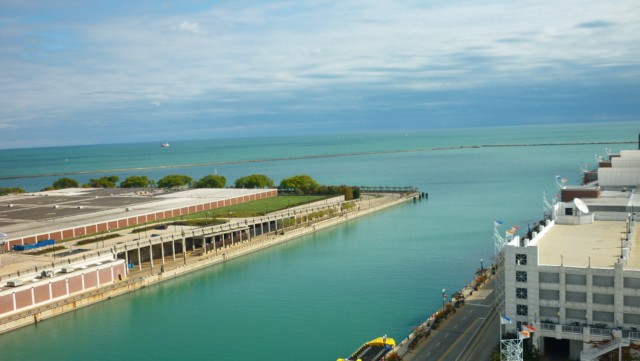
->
xmin=513 ymin=254 xmax=640 ymax=289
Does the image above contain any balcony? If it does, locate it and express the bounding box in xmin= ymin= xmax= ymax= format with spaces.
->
xmin=536 ymin=322 xmax=617 ymax=341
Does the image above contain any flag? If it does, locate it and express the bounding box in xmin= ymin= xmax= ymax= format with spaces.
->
xmin=519 ymin=330 xmax=530 ymax=339
xmin=523 ymin=324 xmax=535 ymax=332
xmin=500 ymin=315 xmax=512 ymax=324
xmin=494 ymin=220 xmax=504 ymax=227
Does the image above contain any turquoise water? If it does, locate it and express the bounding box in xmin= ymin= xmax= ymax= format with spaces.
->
xmin=0 ymin=121 xmax=638 ymax=360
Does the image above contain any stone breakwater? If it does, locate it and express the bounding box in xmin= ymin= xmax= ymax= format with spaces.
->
xmin=0 ymin=192 xmax=417 ymax=334
xmin=2 ymin=140 xmax=631 ymax=180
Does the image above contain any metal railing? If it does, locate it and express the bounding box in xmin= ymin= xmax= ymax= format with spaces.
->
xmin=562 ymin=325 xmax=582 ymax=334
xmin=590 ymin=327 xmax=612 ymax=337
xmin=539 ymin=322 xmax=555 ymax=331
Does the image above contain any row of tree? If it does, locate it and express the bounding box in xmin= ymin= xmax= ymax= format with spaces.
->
xmin=2 ymin=174 xmax=359 ymax=200
xmin=0 ymin=187 xmax=26 ymax=196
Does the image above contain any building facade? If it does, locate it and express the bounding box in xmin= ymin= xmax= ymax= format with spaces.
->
xmin=502 ymin=149 xmax=640 ymax=359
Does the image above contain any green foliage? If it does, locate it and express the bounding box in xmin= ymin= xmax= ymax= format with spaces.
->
xmin=524 ymin=344 xmax=540 ymax=361
xmin=43 ymin=177 xmax=79 ymax=191
xmin=76 ymin=233 xmax=121 ymax=245
xmin=120 ymin=175 xmax=151 ymax=188
xmin=172 ymin=219 xmax=226 ymax=227
xmin=234 ymin=174 xmax=274 ymax=188
xmin=279 ymin=174 xmax=319 ymax=194
xmin=342 ymin=202 xmax=356 ymax=210
xmin=195 ymin=174 xmax=226 ymax=188
xmin=0 ymin=187 xmax=25 ymax=196
xmin=87 ymin=175 xmax=119 ymax=188
xmin=158 ymin=174 xmax=193 ymax=189
xmin=315 ymin=185 xmax=360 ymax=200
xmin=30 ymin=246 xmax=66 ymax=255
xmin=281 ymin=218 xmax=297 ymax=228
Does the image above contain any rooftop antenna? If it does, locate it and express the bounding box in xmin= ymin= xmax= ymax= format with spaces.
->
xmin=543 ymin=191 xmax=554 ymax=218
xmin=579 ymin=162 xmax=589 ymax=174
xmin=555 ymin=175 xmax=568 ymax=190
xmin=574 ymin=198 xmax=590 ymax=215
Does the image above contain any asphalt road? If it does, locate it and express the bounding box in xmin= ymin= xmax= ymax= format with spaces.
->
xmin=403 ymin=277 xmax=497 ymax=361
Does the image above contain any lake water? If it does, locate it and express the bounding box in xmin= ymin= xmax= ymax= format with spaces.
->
xmin=0 ymin=122 xmax=637 ymax=360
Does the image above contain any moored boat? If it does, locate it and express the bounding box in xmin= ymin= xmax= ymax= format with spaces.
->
xmin=337 ymin=336 xmax=395 ymax=361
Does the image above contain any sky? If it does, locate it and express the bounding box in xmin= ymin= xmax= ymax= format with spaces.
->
xmin=0 ymin=0 xmax=639 ymax=148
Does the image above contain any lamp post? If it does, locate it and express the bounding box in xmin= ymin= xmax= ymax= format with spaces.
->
xmin=442 ymin=288 xmax=446 ymax=313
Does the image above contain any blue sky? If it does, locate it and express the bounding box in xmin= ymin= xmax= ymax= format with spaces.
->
xmin=1 ymin=0 xmax=638 ymax=148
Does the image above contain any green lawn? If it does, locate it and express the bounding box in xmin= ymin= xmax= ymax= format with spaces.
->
xmin=64 ymin=195 xmax=332 ymax=245
xmin=183 ymin=195 xmax=330 ymax=218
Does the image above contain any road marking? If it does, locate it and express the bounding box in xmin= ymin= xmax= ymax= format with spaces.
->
xmin=444 ymin=334 xmax=449 ymax=338
xmin=462 ymin=316 xmax=467 ymax=321
xmin=466 ymin=303 xmax=491 ymax=307
xmin=438 ymin=317 xmax=481 ymax=361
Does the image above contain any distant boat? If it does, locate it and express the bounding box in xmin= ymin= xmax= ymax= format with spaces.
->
xmin=161 ymin=143 xmax=170 ymax=148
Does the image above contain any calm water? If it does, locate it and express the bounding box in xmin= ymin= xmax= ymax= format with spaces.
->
xmin=0 ymin=122 xmax=638 ymax=360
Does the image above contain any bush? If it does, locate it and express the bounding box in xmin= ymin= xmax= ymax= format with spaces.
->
xmin=195 ymin=174 xmax=226 ymax=188
xmin=158 ymin=174 xmax=192 ymax=188
xmin=121 ymin=176 xmax=151 ymax=188
xmin=235 ymin=174 xmax=274 ymax=188
xmin=0 ymin=187 xmax=25 ymax=196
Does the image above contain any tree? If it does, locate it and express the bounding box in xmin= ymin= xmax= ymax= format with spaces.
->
xmin=120 ymin=175 xmax=151 ymax=188
xmin=87 ymin=176 xmax=119 ymax=188
xmin=47 ymin=177 xmax=79 ymax=190
xmin=0 ymin=187 xmax=25 ymax=196
xmin=158 ymin=174 xmax=193 ymax=189
xmin=234 ymin=174 xmax=274 ymax=188
xmin=195 ymin=174 xmax=226 ymax=188
xmin=279 ymin=174 xmax=319 ymax=194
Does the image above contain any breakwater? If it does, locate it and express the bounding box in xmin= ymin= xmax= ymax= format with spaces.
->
xmin=1 ymin=140 xmax=632 ymax=180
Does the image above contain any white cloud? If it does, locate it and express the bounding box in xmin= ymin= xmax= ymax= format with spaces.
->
xmin=0 ymin=0 xmax=638 ymax=146
xmin=172 ymin=21 xmax=202 ymax=34
xmin=147 ymin=92 xmax=168 ymax=106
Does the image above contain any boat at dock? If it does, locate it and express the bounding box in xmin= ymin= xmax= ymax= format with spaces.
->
xmin=337 ymin=336 xmax=395 ymax=361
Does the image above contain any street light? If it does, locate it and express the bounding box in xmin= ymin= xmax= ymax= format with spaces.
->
xmin=442 ymin=288 xmax=446 ymax=312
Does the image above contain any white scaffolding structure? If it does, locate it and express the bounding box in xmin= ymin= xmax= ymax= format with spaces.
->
xmin=501 ymin=339 xmax=524 ymax=361
xmin=494 ymin=221 xmax=506 ymax=316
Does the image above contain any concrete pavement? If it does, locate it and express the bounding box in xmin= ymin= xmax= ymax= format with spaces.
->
xmin=400 ymin=275 xmax=497 ymax=361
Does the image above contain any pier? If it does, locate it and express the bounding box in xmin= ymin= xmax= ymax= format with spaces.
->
xmin=0 ymin=190 xmax=418 ymax=334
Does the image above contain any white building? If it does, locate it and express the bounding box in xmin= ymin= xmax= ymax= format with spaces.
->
xmin=502 ymin=149 xmax=640 ymax=360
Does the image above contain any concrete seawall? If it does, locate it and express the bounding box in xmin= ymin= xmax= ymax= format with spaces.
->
xmin=0 ymin=193 xmax=417 ymax=334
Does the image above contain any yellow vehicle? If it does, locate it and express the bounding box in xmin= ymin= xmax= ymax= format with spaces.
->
xmin=337 ymin=336 xmax=395 ymax=361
